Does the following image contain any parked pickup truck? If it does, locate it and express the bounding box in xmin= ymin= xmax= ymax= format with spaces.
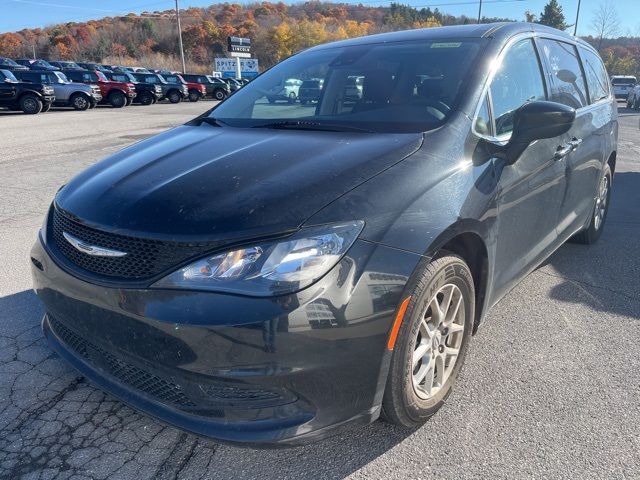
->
xmin=65 ymin=69 xmax=136 ymax=108
xmin=132 ymin=73 xmax=187 ymax=103
xmin=181 ymin=74 xmax=230 ymax=100
xmin=0 ymin=69 xmax=55 ymax=114
xmin=106 ymin=71 xmax=162 ymax=105
xmin=14 ymin=70 xmax=101 ymax=110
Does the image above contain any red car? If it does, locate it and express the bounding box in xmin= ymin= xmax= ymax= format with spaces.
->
xmin=65 ymin=69 xmax=136 ymax=108
xmin=161 ymin=73 xmax=206 ymax=102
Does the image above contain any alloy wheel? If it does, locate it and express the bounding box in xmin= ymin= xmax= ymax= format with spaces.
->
xmin=411 ymin=283 xmax=465 ymax=400
xmin=594 ymin=174 xmax=609 ymax=231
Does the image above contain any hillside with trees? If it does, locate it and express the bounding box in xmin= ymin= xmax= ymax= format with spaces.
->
xmin=0 ymin=1 xmax=638 ymax=77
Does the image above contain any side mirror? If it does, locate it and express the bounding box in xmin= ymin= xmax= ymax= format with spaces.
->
xmin=486 ymin=101 xmax=575 ymax=164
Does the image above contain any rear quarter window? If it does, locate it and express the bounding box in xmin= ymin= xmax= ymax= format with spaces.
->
xmin=579 ymin=46 xmax=610 ymax=103
xmin=538 ymin=38 xmax=589 ymax=109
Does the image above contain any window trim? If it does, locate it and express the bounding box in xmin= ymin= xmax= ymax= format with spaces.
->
xmin=471 ymin=33 xmax=549 ymax=143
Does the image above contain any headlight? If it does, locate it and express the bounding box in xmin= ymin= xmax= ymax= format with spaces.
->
xmin=153 ymin=221 xmax=363 ymax=296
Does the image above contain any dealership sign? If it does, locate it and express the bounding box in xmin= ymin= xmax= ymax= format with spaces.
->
xmin=214 ymin=58 xmax=259 ymax=78
xmin=227 ymin=36 xmax=251 ymax=58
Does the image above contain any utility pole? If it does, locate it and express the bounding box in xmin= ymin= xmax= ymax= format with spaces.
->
xmin=573 ymin=0 xmax=581 ymax=36
xmin=31 ymin=44 xmax=36 ymax=59
xmin=477 ymin=0 xmax=483 ymax=24
xmin=175 ymin=0 xmax=186 ymax=74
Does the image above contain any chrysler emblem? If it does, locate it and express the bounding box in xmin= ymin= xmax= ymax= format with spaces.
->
xmin=62 ymin=232 xmax=127 ymax=257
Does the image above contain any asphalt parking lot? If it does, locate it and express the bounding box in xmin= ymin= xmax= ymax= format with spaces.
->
xmin=0 ymin=102 xmax=639 ymax=480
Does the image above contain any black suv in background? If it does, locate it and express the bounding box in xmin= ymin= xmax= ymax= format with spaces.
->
xmin=132 ymin=72 xmax=187 ymax=103
xmin=106 ymin=71 xmax=162 ymax=105
xmin=14 ymin=59 xmax=60 ymax=71
xmin=182 ymin=74 xmax=230 ymax=100
xmin=0 ymin=57 xmax=28 ymax=71
xmin=77 ymin=62 xmax=112 ymax=73
xmin=0 ymin=69 xmax=55 ymax=113
xmin=49 ymin=61 xmax=83 ymax=71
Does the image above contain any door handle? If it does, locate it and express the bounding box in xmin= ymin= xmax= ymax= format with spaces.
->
xmin=554 ymin=144 xmax=572 ymax=160
xmin=569 ymin=137 xmax=583 ymax=151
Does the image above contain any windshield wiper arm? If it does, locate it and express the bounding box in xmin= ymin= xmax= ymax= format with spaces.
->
xmin=198 ymin=117 xmax=228 ymax=127
xmin=250 ymin=120 xmax=374 ymax=133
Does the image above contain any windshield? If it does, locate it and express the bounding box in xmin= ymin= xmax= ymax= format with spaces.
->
xmin=33 ymin=60 xmax=53 ymax=68
xmin=211 ymin=39 xmax=482 ymax=133
xmin=0 ymin=58 xmax=20 ymax=67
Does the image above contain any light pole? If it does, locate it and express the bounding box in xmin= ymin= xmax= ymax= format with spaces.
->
xmin=477 ymin=0 xmax=483 ymax=24
xmin=31 ymin=44 xmax=36 ymax=59
xmin=175 ymin=0 xmax=186 ymax=73
xmin=573 ymin=0 xmax=581 ymax=36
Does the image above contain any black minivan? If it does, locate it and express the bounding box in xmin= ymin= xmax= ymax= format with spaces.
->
xmin=31 ymin=23 xmax=617 ymax=447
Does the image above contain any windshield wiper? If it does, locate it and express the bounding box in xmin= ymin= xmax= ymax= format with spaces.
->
xmin=250 ymin=120 xmax=375 ymax=133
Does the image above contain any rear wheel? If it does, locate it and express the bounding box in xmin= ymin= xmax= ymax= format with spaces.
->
xmin=214 ymin=89 xmax=226 ymax=101
xmin=168 ymin=90 xmax=181 ymax=104
xmin=20 ymin=94 xmax=43 ymax=114
xmin=571 ymin=164 xmax=612 ymax=245
xmin=70 ymin=93 xmax=90 ymax=111
xmin=125 ymin=97 xmax=133 ymax=106
xmin=109 ymin=91 xmax=126 ymax=108
xmin=382 ymin=254 xmax=474 ymax=428
xmin=188 ymin=90 xmax=200 ymax=102
xmin=41 ymin=103 xmax=51 ymax=113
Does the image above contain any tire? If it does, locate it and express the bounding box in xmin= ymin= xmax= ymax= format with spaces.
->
xmin=41 ymin=103 xmax=51 ymax=113
xmin=139 ymin=91 xmax=154 ymax=106
xmin=267 ymin=97 xmax=275 ymax=104
xmin=214 ymin=89 xmax=226 ymax=101
xmin=70 ymin=93 xmax=90 ymax=111
xmin=109 ymin=91 xmax=126 ymax=108
xmin=88 ymin=101 xmax=97 ymax=109
xmin=168 ymin=90 xmax=181 ymax=104
xmin=188 ymin=90 xmax=200 ymax=102
xmin=382 ymin=254 xmax=474 ymax=428
xmin=125 ymin=97 xmax=133 ymax=106
xmin=288 ymin=92 xmax=297 ymax=104
xmin=20 ymin=94 xmax=43 ymax=114
xmin=571 ymin=163 xmax=612 ymax=245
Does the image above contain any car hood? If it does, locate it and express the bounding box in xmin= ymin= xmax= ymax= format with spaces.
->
xmin=55 ymin=125 xmax=422 ymax=242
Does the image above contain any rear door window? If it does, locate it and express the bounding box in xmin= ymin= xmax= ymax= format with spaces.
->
xmin=489 ymin=38 xmax=547 ymax=137
xmin=579 ymin=46 xmax=610 ymax=103
xmin=538 ymin=39 xmax=588 ymax=109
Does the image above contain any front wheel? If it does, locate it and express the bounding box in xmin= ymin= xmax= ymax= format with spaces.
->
xmin=139 ymin=91 xmax=154 ymax=106
xmin=20 ymin=94 xmax=43 ymax=114
xmin=168 ymin=91 xmax=181 ymax=104
xmin=188 ymin=90 xmax=200 ymax=102
xmin=41 ymin=103 xmax=51 ymax=113
xmin=70 ymin=93 xmax=90 ymax=111
xmin=214 ymin=89 xmax=226 ymax=101
xmin=571 ymin=164 xmax=612 ymax=245
xmin=109 ymin=91 xmax=126 ymax=108
xmin=382 ymin=254 xmax=474 ymax=428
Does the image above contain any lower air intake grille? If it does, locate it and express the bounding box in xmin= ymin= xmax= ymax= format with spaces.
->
xmin=49 ymin=315 xmax=197 ymax=408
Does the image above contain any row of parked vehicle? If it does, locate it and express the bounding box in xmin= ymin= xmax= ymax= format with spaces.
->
xmin=610 ymin=75 xmax=640 ymax=110
xmin=0 ymin=57 xmax=250 ymax=114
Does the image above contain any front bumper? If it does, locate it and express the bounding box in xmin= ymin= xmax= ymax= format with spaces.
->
xmin=31 ymin=233 xmax=421 ymax=446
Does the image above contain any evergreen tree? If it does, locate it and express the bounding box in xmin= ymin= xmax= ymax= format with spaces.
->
xmin=538 ymin=0 xmax=568 ymax=30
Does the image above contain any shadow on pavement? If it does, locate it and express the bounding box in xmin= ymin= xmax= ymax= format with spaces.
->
xmin=542 ymin=171 xmax=640 ymax=318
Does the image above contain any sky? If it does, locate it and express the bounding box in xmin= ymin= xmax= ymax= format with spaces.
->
xmin=0 ymin=0 xmax=638 ymax=36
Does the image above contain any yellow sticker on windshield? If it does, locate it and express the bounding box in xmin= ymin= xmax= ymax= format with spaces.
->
xmin=430 ymin=42 xmax=462 ymax=48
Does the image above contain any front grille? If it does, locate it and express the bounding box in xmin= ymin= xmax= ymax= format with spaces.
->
xmin=51 ymin=208 xmax=218 ymax=280
xmin=49 ymin=315 xmax=196 ymax=408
